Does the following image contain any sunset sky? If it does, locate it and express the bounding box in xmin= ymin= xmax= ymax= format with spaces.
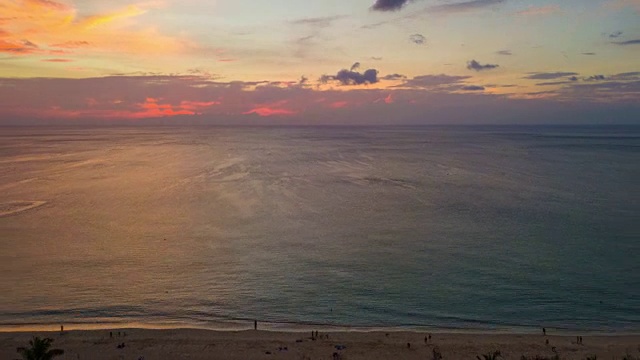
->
xmin=1 ymin=0 xmax=639 ymax=124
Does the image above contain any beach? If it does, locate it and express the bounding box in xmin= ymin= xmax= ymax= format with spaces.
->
xmin=2 ymin=328 xmax=639 ymax=360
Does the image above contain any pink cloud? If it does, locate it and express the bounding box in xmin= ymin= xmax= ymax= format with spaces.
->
xmin=329 ymin=101 xmax=348 ymax=108
xmin=244 ymin=107 xmax=296 ymax=117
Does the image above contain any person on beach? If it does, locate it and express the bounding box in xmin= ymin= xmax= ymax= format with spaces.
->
xmin=542 ymin=327 xmax=546 ymax=335
xmin=254 ymin=320 xmax=257 ymax=330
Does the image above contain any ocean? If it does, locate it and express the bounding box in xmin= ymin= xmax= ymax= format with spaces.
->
xmin=0 ymin=126 xmax=638 ymax=332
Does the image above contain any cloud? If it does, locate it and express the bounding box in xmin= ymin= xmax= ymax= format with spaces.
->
xmin=78 ymin=5 xmax=147 ymax=29
xmin=608 ymin=31 xmax=623 ymax=38
xmin=382 ymin=73 xmax=407 ymax=80
xmin=524 ymin=72 xmax=578 ymax=80
xmin=0 ymin=39 xmax=39 ymax=54
xmin=243 ymin=101 xmax=296 ymax=117
xmin=290 ymin=15 xmax=347 ymax=28
xmin=581 ymin=52 xmax=596 ymax=56
xmin=516 ymin=5 xmax=561 ymax=16
xmin=1 ymin=75 xmax=638 ymax=125
xmin=320 ymin=65 xmax=379 ymax=86
xmin=398 ymin=74 xmax=471 ymax=89
xmin=409 ymin=34 xmax=426 ymax=45
xmin=467 ymin=60 xmax=499 ymax=71
xmin=611 ymin=72 xmax=640 ymax=80
xmin=42 ymin=58 xmax=73 ymax=62
xmin=586 ymin=75 xmax=606 ymax=81
xmin=0 ymin=0 xmax=187 ymax=59
xmin=429 ymin=0 xmax=506 ymax=14
xmin=607 ymin=0 xmax=640 ymax=13
xmin=24 ymin=0 xmax=71 ymax=11
xmin=496 ymin=50 xmax=512 ymax=55
xmin=535 ymin=80 xmax=574 ymax=86
xmin=612 ymin=39 xmax=640 ymax=45
xmin=329 ymin=101 xmax=349 ymax=109
xmin=371 ymin=0 xmax=413 ymax=12
xmin=51 ymin=41 xmax=90 ymax=48
xmin=461 ymin=85 xmax=485 ymax=91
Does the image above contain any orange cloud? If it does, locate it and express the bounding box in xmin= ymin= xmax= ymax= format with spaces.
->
xmin=79 ymin=5 xmax=146 ymax=29
xmin=24 ymin=0 xmax=72 ymax=12
xmin=42 ymin=58 xmax=73 ymax=62
xmin=0 ymin=39 xmax=39 ymax=54
xmin=0 ymin=0 xmax=186 ymax=60
xmin=51 ymin=40 xmax=90 ymax=48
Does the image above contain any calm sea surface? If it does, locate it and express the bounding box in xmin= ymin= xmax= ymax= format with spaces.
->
xmin=0 ymin=126 xmax=638 ymax=332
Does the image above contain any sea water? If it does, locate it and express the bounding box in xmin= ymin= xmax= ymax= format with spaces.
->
xmin=0 ymin=126 xmax=638 ymax=332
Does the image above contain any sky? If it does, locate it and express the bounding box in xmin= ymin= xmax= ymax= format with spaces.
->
xmin=0 ymin=0 xmax=639 ymax=125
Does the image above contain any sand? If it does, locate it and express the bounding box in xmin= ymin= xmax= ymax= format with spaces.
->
xmin=1 ymin=328 xmax=639 ymax=360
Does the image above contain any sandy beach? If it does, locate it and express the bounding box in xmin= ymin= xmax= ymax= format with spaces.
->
xmin=2 ymin=328 xmax=639 ymax=360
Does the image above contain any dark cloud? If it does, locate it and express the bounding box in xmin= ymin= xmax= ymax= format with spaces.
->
xmin=569 ymin=76 xmax=579 ymax=81
xmin=535 ymin=80 xmax=574 ymax=86
xmin=409 ymin=34 xmax=426 ymax=45
xmin=371 ymin=56 xmax=383 ymax=61
xmin=371 ymin=0 xmax=413 ymax=12
xmin=586 ymin=75 xmax=606 ymax=81
xmin=467 ymin=60 xmax=499 ymax=71
xmin=320 ymin=66 xmax=379 ymax=86
xmin=398 ymin=74 xmax=471 ymax=89
xmin=429 ymin=0 xmax=506 ymax=14
xmin=611 ymin=72 xmax=640 ymax=80
xmin=612 ymin=39 xmax=640 ymax=46
xmin=581 ymin=52 xmax=596 ymax=56
xmin=608 ymin=31 xmax=623 ymax=39
xmin=350 ymin=62 xmax=361 ymax=71
xmin=461 ymin=85 xmax=485 ymax=91
xmin=382 ymin=73 xmax=407 ymax=80
xmin=299 ymin=76 xmax=308 ymax=85
xmin=496 ymin=50 xmax=512 ymax=55
xmin=524 ymin=72 xmax=578 ymax=80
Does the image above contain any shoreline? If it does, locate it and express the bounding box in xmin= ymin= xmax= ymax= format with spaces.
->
xmin=2 ymin=321 xmax=639 ymax=335
xmin=2 ymin=328 xmax=639 ymax=360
